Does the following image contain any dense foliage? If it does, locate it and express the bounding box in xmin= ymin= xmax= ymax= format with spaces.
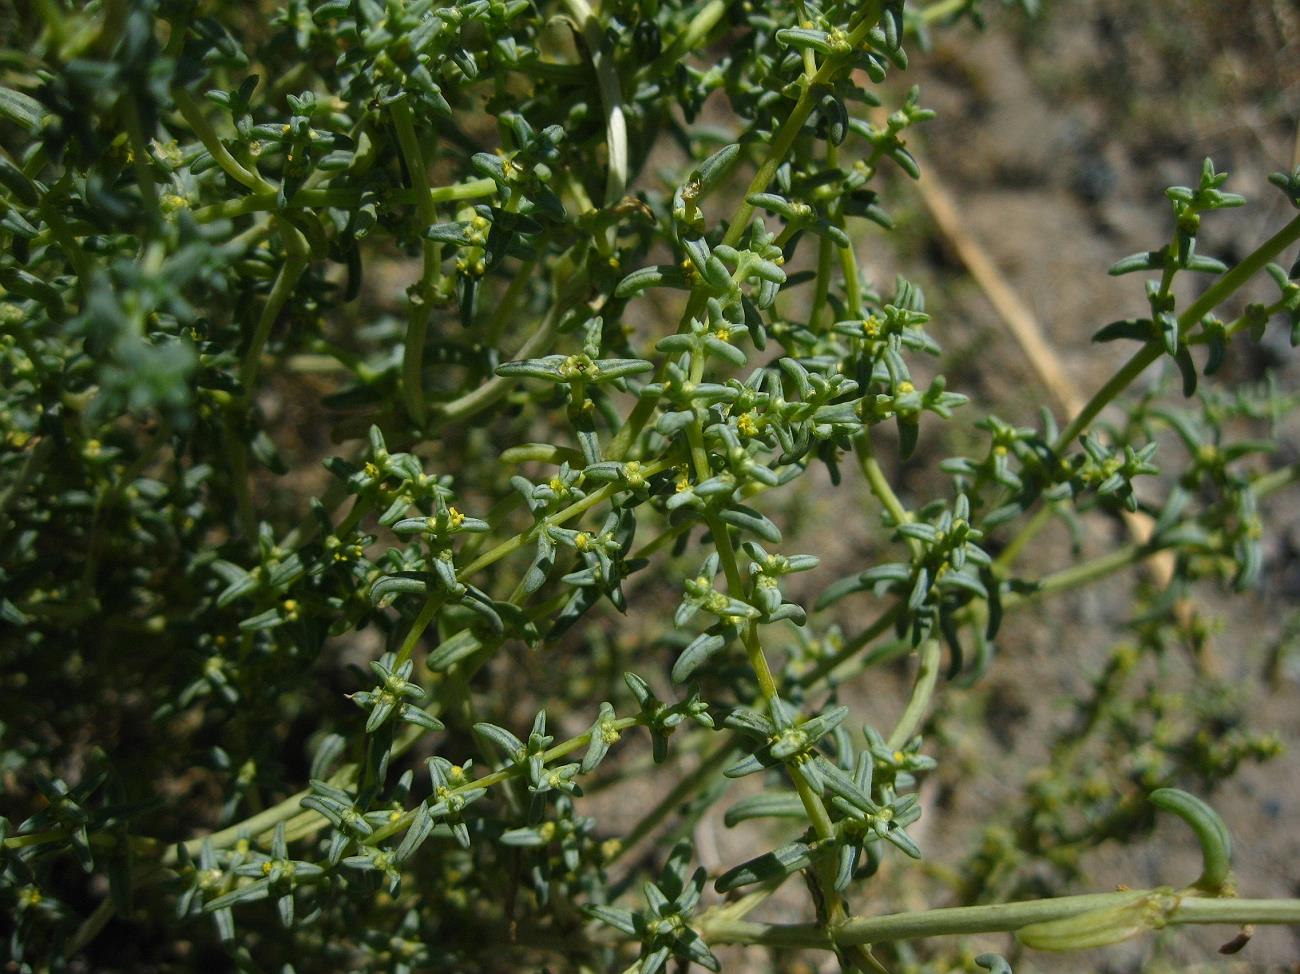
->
xmin=2 ymin=1 xmax=1299 ymax=971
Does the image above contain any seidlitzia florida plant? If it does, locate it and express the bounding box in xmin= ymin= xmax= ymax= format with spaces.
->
xmin=2 ymin=0 xmax=1299 ymax=971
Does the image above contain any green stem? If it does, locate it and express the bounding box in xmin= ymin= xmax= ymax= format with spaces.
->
xmin=1050 ymin=345 xmax=1161 ymax=456
xmin=279 ymin=478 xmax=352 ymax=552
xmin=916 ymin=0 xmax=970 ymax=25
xmin=191 ymin=183 xmax=495 ymax=223
xmin=720 ymin=1 xmax=882 ymax=249
xmin=425 ymin=178 xmax=499 ymax=203
xmin=985 ymin=438 xmax=1298 ymax=637
xmin=799 ymin=603 xmax=901 ymax=687
xmin=640 ymin=0 xmax=730 ymax=80
xmin=162 ymin=767 xmax=357 ymax=866
xmin=486 ymin=258 xmax=536 ymax=346
xmin=394 ymin=595 xmax=446 ymax=669
xmin=432 ymin=268 xmax=588 ymax=426
xmin=174 ymin=88 xmax=272 ymax=193
xmin=161 ymin=4 xmax=189 ymax=57
xmin=685 ymin=411 xmax=711 ymax=486
xmin=1006 ymin=457 xmax=1299 ymax=602
xmin=722 ymin=99 xmax=819 ymax=249
xmin=807 ymin=531 xmax=1181 ymax=688
xmin=886 ymin=638 xmax=941 ymax=749
xmin=1027 ymin=542 xmax=1144 ymax=600
xmin=1252 ymin=460 xmax=1300 ymax=498
xmin=87 ymin=457 xmax=677 ymax=924
xmin=853 ymin=431 xmax=918 ymax=542
xmin=564 ymin=0 xmax=626 ymax=213
xmin=994 ymin=500 xmax=1057 ymax=571
xmin=390 ymin=98 xmax=441 ymax=428
xmin=700 ymin=891 xmax=1300 ymax=948
xmin=706 ymin=505 xmax=848 ymax=943
xmin=632 ymin=519 xmax=693 ymax=561
xmin=2 ymin=828 xmax=65 ymax=850
xmin=193 ymin=194 xmax=271 ymax=222
xmin=387 ymin=457 xmax=674 ymax=662
xmin=1052 ymin=212 xmax=1300 ymax=454
xmin=839 ymin=234 xmax=864 ymax=318
xmin=240 ymin=220 xmax=308 ymax=390
xmin=609 ymin=13 xmax=883 ymax=463
xmin=334 ymin=494 xmax=373 ymax=539
xmin=364 ymin=715 xmax=645 ymax=846
xmin=457 ymin=461 xmax=669 ymax=579
xmin=792 ymin=0 xmax=821 ymax=77
xmin=67 ymin=872 xmax=162 ymax=955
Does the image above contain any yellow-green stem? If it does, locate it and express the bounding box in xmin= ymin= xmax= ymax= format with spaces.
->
xmin=700 ymin=891 xmax=1300 ymax=949
xmin=240 ymin=220 xmax=308 ymax=390
xmin=174 ymin=89 xmax=272 ymax=193
xmin=887 ymin=639 xmax=941 ymax=749
xmin=1052 ymin=213 xmax=1300 ymax=454
xmin=390 ymin=98 xmax=441 ymax=428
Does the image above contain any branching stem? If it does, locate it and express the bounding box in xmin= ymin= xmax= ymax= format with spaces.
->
xmin=699 ymin=891 xmax=1300 ymax=949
